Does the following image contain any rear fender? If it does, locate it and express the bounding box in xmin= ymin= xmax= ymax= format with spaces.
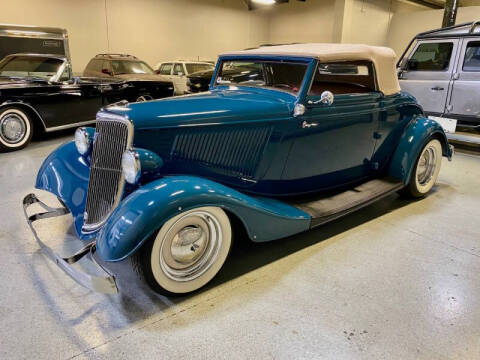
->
xmin=388 ymin=116 xmax=451 ymax=184
xmin=96 ymin=176 xmax=310 ymax=262
xmin=35 ymin=141 xmax=92 ymax=238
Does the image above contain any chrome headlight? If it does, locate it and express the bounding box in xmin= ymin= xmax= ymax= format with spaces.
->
xmin=75 ymin=127 xmax=91 ymax=155
xmin=122 ymin=150 xmax=141 ymax=184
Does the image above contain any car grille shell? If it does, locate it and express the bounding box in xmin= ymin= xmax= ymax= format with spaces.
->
xmin=82 ymin=113 xmax=133 ymax=232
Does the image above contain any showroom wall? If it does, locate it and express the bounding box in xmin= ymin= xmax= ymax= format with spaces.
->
xmin=0 ymin=0 xmax=269 ymax=72
xmin=3 ymin=0 xmax=480 ymax=72
xmin=260 ymin=0 xmax=428 ymax=50
xmin=266 ymin=0 xmax=336 ymax=45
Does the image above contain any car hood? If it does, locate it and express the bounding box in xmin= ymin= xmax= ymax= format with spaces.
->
xmin=187 ymin=69 xmax=214 ymax=80
xmin=0 ymin=77 xmax=48 ymax=88
xmin=103 ymin=87 xmax=296 ymax=130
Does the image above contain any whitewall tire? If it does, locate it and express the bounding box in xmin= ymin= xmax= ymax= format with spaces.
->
xmin=0 ymin=107 xmax=33 ymax=152
xmin=134 ymin=207 xmax=232 ymax=295
xmin=404 ymin=138 xmax=442 ymax=198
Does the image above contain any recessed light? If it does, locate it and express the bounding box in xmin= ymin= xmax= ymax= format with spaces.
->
xmin=252 ymin=0 xmax=276 ymax=5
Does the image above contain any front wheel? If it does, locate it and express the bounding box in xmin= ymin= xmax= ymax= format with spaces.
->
xmin=0 ymin=107 xmax=33 ymax=152
xmin=134 ymin=207 xmax=232 ymax=296
xmin=402 ymin=138 xmax=443 ymax=198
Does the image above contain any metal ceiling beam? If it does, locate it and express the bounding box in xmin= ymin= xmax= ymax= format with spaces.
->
xmin=243 ymin=0 xmax=252 ymax=10
xmin=404 ymin=0 xmax=444 ymax=9
xmin=442 ymin=0 xmax=459 ymax=27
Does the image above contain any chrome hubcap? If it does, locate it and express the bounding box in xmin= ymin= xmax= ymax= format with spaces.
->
xmin=417 ymin=146 xmax=437 ymax=185
xmin=0 ymin=113 xmax=26 ymax=144
xmin=160 ymin=211 xmax=222 ymax=282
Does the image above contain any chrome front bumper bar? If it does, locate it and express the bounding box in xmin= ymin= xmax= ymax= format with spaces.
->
xmin=23 ymin=194 xmax=118 ymax=294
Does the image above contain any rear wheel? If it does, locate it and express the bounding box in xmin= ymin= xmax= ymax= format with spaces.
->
xmin=402 ymin=138 xmax=442 ymax=198
xmin=133 ymin=207 xmax=232 ymax=296
xmin=0 ymin=107 xmax=33 ymax=152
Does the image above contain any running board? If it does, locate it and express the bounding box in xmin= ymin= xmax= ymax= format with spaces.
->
xmin=289 ymin=178 xmax=404 ymax=228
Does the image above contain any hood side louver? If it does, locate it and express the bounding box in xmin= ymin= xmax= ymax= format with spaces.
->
xmin=171 ymin=126 xmax=272 ymax=179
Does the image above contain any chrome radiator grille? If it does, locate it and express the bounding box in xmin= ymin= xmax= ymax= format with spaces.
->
xmin=83 ymin=115 xmax=132 ymax=231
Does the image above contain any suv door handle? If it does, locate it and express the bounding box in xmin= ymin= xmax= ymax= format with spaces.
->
xmin=431 ymin=86 xmax=444 ymax=91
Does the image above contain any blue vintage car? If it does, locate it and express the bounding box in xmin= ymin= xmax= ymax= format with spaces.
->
xmin=24 ymin=44 xmax=453 ymax=295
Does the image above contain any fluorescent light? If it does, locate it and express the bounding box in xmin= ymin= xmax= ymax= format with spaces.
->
xmin=252 ymin=0 xmax=276 ymax=5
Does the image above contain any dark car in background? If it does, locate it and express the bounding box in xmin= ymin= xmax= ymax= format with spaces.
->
xmin=186 ymin=63 xmax=262 ymax=93
xmin=0 ymin=53 xmax=173 ymax=152
xmin=84 ymin=53 xmax=174 ymax=101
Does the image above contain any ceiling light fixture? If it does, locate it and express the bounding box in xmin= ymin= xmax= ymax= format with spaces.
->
xmin=251 ymin=0 xmax=276 ymax=5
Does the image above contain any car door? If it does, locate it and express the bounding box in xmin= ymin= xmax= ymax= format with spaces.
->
xmin=447 ymin=38 xmax=480 ymax=126
xmin=283 ymin=61 xmax=380 ymax=192
xmin=34 ymin=68 xmax=103 ymax=127
xmin=172 ymin=63 xmax=187 ymax=94
xmin=399 ymin=39 xmax=460 ymax=116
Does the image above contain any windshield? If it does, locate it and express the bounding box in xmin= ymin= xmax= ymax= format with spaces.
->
xmin=186 ymin=63 xmax=214 ymax=74
xmin=215 ymin=60 xmax=307 ymax=94
xmin=0 ymin=55 xmax=63 ymax=80
xmin=112 ymin=60 xmax=154 ymax=75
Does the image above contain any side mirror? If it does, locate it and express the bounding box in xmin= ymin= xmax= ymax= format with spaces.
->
xmin=320 ymin=91 xmax=334 ymax=106
xmin=102 ymin=68 xmax=112 ymax=75
xmin=177 ymin=72 xmax=184 ymax=77
xmin=307 ymin=90 xmax=334 ymax=106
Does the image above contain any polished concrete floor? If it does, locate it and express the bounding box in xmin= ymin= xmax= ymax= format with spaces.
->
xmin=1 ymin=133 xmax=479 ymax=360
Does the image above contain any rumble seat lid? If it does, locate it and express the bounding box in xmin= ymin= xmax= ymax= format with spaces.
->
xmin=222 ymin=43 xmax=401 ymax=96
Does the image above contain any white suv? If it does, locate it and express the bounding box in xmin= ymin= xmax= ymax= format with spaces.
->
xmin=155 ymin=61 xmax=214 ymax=95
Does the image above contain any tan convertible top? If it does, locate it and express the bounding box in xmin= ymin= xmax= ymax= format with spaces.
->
xmin=222 ymin=43 xmax=401 ymax=96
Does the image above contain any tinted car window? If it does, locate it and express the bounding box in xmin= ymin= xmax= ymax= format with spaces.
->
xmin=173 ymin=63 xmax=184 ymax=75
xmin=309 ymin=61 xmax=376 ymax=95
xmin=86 ymin=59 xmax=103 ymax=73
xmin=463 ymin=41 xmax=480 ymax=72
xmin=102 ymin=60 xmax=112 ymax=73
xmin=408 ymin=42 xmax=453 ymax=71
xmin=111 ymin=60 xmax=154 ymax=75
xmin=217 ymin=61 xmax=306 ymax=94
xmin=186 ymin=63 xmax=213 ymax=74
xmin=0 ymin=55 xmax=63 ymax=80
xmin=159 ymin=63 xmax=172 ymax=75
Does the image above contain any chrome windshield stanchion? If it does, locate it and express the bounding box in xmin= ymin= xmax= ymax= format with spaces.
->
xmin=23 ymin=193 xmax=118 ymax=294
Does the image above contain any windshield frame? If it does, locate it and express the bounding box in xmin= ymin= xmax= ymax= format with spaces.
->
xmin=0 ymin=54 xmax=69 ymax=83
xmin=211 ymin=55 xmax=314 ymax=98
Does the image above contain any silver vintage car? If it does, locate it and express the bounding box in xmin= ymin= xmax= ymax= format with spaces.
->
xmin=398 ymin=21 xmax=480 ymax=131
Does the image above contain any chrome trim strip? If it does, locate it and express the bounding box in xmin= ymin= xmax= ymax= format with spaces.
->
xmin=82 ymin=111 xmax=134 ymax=233
xmin=45 ymin=119 xmax=96 ymax=132
xmin=22 ymin=193 xmax=118 ymax=294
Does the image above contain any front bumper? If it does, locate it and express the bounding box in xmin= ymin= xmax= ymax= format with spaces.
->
xmin=23 ymin=193 xmax=118 ymax=294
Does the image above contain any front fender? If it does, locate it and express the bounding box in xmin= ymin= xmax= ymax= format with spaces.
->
xmin=388 ymin=116 xmax=451 ymax=183
xmin=35 ymin=141 xmax=92 ymax=238
xmin=96 ymin=176 xmax=311 ymax=262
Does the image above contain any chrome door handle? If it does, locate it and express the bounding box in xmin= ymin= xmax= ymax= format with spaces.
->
xmin=431 ymin=86 xmax=444 ymax=91
xmin=302 ymin=121 xmax=318 ymax=128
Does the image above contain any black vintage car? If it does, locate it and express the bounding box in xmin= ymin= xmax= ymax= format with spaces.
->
xmin=0 ymin=53 xmax=174 ymax=152
xmin=186 ymin=63 xmax=262 ymax=93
